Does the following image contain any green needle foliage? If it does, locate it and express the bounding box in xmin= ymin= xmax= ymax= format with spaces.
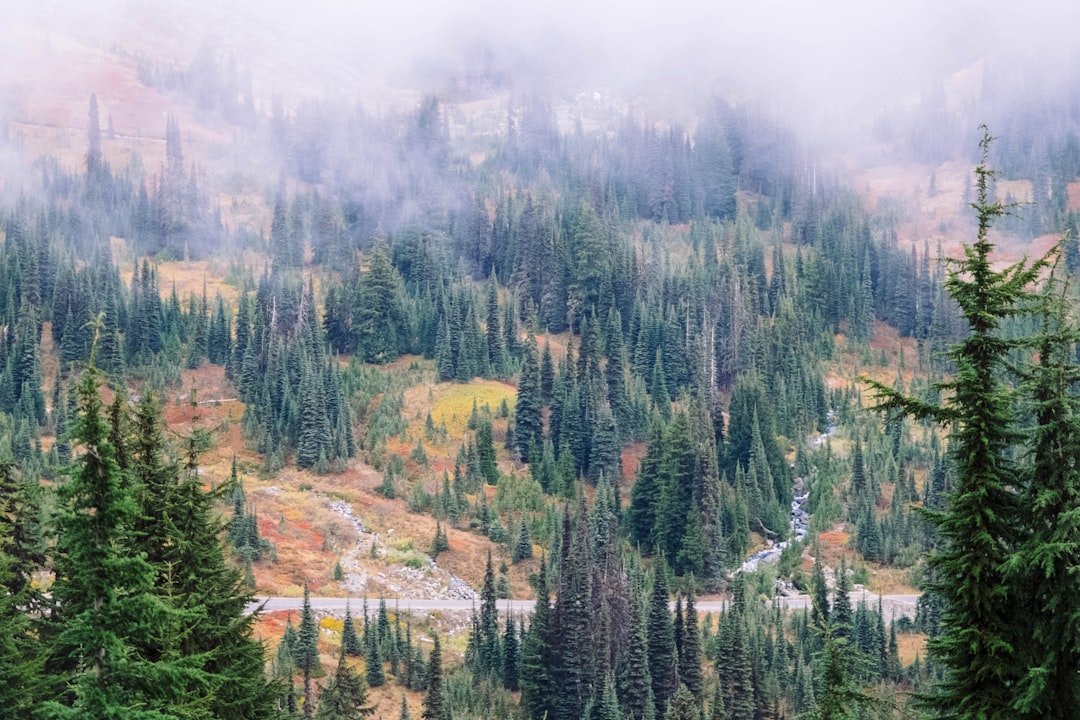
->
xmin=868 ymin=127 xmax=1050 ymax=720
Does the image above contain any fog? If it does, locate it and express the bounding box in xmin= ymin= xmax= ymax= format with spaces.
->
xmin=4 ymin=0 xmax=1080 ymax=153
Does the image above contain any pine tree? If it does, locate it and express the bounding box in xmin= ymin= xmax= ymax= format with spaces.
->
xmin=868 ymin=127 xmax=1047 ymax=720
xmin=299 ymin=584 xmax=320 ymax=716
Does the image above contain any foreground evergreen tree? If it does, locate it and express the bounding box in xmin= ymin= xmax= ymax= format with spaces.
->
xmin=1007 ymin=269 xmax=1080 ymax=719
xmin=0 ymin=461 xmax=46 ymax=715
xmin=869 ymin=128 xmax=1047 ymax=720
xmin=45 ymin=362 xmax=188 ymax=719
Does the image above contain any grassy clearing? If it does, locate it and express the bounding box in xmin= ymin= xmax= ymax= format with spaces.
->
xmin=429 ymin=379 xmax=517 ymax=440
xmin=898 ymin=633 xmax=928 ymax=666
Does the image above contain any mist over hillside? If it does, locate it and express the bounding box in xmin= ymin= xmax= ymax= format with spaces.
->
xmin=4 ymin=0 xmax=1080 ymax=157
xmin=2 ymin=3 xmax=1080 ymax=720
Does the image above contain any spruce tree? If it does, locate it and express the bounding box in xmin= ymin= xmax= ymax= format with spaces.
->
xmin=618 ymin=593 xmax=654 ymax=720
xmin=0 ymin=461 xmax=46 ymax=715
xmin=315 ymin=645 xmax=375 ymax=720
xmin=343 ymin=603 xmax=362 ymax=657
xmin=478 ymin=550 xmax=502 ymax=677
xmin=502 ymin=614 xmax=520 ymax=691
xmin=680 ymin=587 xmax=703 ymax=702
xmin=45 ymin=363 xmax=188 ymax=718
xmin=520 ymin=560 xmax=555 ymax=720
xmin=868 ymin=127 xmax=1047 ymax=720
xmin=514 ymin=334 xmax=544 ymax=461
xmin=647 ymin=560 xmax=676 ymax=717
xmin=422 ymin=632 xmax=447 ymax=720
xmin=1006 ymin=268 xmax=1080 ymax=719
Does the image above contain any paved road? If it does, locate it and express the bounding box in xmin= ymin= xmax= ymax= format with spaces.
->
xmin=249 ymin=592 xmax=920 ymax=617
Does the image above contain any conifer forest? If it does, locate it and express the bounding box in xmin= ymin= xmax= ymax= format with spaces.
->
xmin=1 ymin=3 xmax=1079 ymax=719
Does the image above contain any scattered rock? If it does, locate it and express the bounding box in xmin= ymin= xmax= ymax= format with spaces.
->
xmin=324 ymin=496 xmax=477 ymax=601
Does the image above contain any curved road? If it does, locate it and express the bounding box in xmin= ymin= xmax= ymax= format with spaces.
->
xmin=249 ymin=592 xmax=920 ymax=618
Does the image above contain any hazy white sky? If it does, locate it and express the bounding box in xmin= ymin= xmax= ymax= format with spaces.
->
xmin=7 ymin=0 xmax=1080 ymax=127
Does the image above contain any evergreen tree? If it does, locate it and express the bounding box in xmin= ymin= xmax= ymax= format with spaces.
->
xmin=136 ymin=395 xmax=277 ymax=719
xmin=297 ymin=585 xmax=320 ymax=673
xmin=647 ymin=560 xmax=676 ymax=717
xmin=869 ymin=128 xmax=1047 ymax=720
xmin=45 ymin=364 xmax=188 ymax=718
xmin=478 ymin=550 xmax=502 ymax=678
xmin=315 ymin=646 xmax=376 ymax=720
xmin=515 ymin=334 xmax=544 ymax=461
xmin=521 ymin=560 xmax=555 ymax=720
xmin=540 ymin=339 xmax=555 ymax=405
xmin=354 ymin=243 xmax=403 ymax=363
xmin=485 ymin=279 xmax=505 ymax=377
xmin=0 ymin=461 xmax=46 ymax=715
xmin=343 ymin=603 xmax=362 ymax=657
xmin=664 ymin=686 xmax=701 ymax=720
xmin=502 ymin=614 xmax=520 ymax=691
xmin=513 ymin=518 xmax=534 ymax=563
xmin=618 ymin=592 xmax=654 ymax=720
xmin=680 ymin=587 xmax=703 ymax=702
xmin=365 ymin=624 xmax=385 ymax=688
xmin=422 ymin=633 xmax=447 ymax=720
xmin=1006 ymin=268 xmax=1080 ymax=719
xmin=475 ymin=415 xmax=499 ymax=485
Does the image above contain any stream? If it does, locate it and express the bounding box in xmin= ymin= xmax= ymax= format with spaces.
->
xmin=736 ymin=411 xmax=835 ymax=574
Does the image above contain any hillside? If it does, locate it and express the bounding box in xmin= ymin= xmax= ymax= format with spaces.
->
xmin=3 ymin=5 xmax=1080 ymax=719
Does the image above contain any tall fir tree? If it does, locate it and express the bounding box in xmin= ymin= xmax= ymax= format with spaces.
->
xmin=45 ymin=363 xmax=189 ymax=718
xmin=869 ymin=127 xmax=1048 ymax=720
xmin=1006 ymin=268 xmax=1080 ymax=719
xmin=647 ymin=560 xmax=676 ymax=718
xmin=422 ymin=633 xmax=447 ymax=720
xmin=514 ymin=334 xmax=544 ymax=461
xmin=520 ymin=560 xmax=555 ymax=720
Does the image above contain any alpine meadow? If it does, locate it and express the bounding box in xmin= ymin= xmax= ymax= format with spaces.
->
xmin=0 ymin=2 xmax=1079 ymax=719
